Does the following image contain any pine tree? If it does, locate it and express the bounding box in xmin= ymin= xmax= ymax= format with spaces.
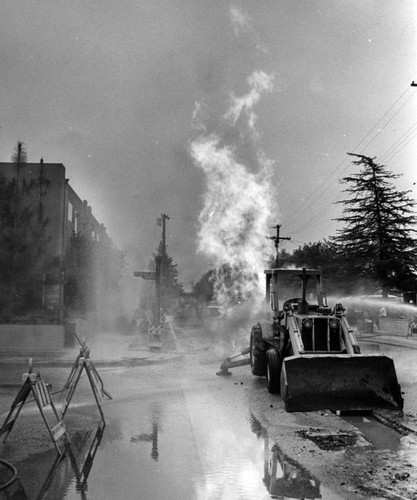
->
xmin=334 ymin=153 xmax=417 ymax=295
xmin=0 ymin=142 xmax=51 ymax=315
xmin=11 ymin=141 xmax=27 ymax=237
xmin=0 ymin=169 xmax=50 ymax=315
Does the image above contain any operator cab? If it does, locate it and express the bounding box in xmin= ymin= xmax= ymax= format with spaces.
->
xmin=265 ymin=267 xmax=331 ymax=317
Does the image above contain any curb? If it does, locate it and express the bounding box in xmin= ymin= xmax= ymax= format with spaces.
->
xmin=374 ymin=411 xmax=417 ymax=437
xmin=357 ymin=335 xmax=417 ymax=350
xmin=0 ymin=353 xmax=184 ymax=370
xmin=0 ymin=353 xmax=184 ymax=390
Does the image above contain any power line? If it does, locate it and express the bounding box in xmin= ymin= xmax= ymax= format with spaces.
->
xmin=283 ymin=87 xmax=413 ymax=226
xmin=287 ymin=193 xmax=346 ymax=237
xmin=282 ymin=85 xmax=416 ymax=236
xmin=289 ymin=203 xmax=339 ymax=236
xmin=283 ymin=182 xmax=347 ymax=236
xmin=355 ymin=90 xmax=415 ymax=155
xmin=379 ymin=120 xmax=417 ymax=161
xmin=290 ymin=122 xmax=417 ymax=237
xmin=381 ymin=123 xmax=417 ymax=165
xmin=287 ymin=238 xmax=306 ymax=248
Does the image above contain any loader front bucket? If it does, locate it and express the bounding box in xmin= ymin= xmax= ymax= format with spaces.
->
xmin=281 ymin=354 xmax=403 ymax=412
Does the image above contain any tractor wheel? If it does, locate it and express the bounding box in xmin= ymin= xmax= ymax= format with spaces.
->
xmin=266 ymin=349 xmax=282 ymax=394
xmin=250 ymin=325 xmax=267 ymax=376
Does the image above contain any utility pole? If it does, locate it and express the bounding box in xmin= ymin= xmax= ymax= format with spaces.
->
xmin=159 ymin=212 xmax=170 ymax=279
xmin=160 ymin=213 xmax=170 ymax=267
xmin=134 ymin=213 xmax=170 ymax=325
xmin=268 ymin=224 xmax=290 ymax=268
xmin=159 ymin=213 xmax=170 ymax=319
xmin=12 ymin=141 xmax=26 ymax=311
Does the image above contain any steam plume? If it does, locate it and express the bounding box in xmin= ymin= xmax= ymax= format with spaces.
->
xmin=229 ymin=6 xmax=268 ymax=53
xmin=190 ymin=71 xmax=278 ymax=308
xmin=224 ymin=71 xmax=275 ymax=137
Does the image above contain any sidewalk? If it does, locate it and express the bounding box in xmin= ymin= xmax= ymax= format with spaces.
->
xmin=2 ymin=324 xmax=415 ymax=369
xmin=0 ymin=329 xmax=185 ymax=387
xmin=355 ymin=329 xmax=417 ymax=350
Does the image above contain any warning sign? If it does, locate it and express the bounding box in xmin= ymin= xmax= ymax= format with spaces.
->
xmin=0 ymin=362 xmax=70 ymax=455
xmin=147 ymin=323 xmax=164 ymax=350
xmin=33 ymin=381 xmax=52 ymax=408
xmin=51 ymin=421 xmax=66 ymax=442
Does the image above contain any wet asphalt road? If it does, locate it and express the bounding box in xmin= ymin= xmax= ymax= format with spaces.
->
xmin=6 ymin=356 xmax=278 ymax=500
xmin=2 ymin=331 xmax=417 ymax=500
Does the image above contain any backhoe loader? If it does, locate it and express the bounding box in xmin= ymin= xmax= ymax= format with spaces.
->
xmin=217 ymin=268 xmax=403 ymax=412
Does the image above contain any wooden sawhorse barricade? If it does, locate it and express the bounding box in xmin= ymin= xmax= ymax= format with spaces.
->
xmin=147 ymin=322 xmax=165 ymax=351
xmin=60 ymin=337 xmax=112 ymax=425
xmin=0 ymin=337 xmax=112 ymax=456
xmin=0 ymin=360 xmax=70 ymax=455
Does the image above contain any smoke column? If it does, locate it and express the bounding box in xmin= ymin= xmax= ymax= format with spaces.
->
xmin=190 ymin=70 xmax=278 ymax=309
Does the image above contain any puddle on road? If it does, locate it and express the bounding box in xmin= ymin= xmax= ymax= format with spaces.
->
xmin=250 ymin=415 xmax=322 ymax=499
xmin=263 ymin=441 xmax=321 ymax=499
xmin=4 ymin=400 xmax=322 ymax=500
xmin=341 ymin=413 xmax=417 ymax=470
xmin=341 ymin=414 xmax=402 ymax=451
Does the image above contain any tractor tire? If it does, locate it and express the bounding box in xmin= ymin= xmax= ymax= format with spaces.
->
xmin=250 ymin=325 xmax=267 ymax=376
xmin=266 ymin=349 xmax=282 ymax=394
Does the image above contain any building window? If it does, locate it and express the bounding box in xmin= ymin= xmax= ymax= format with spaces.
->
xmin=68 ymin=201 xmax=73 ymax=222
xmin=74 ymin=211 xmax=78 ymax=233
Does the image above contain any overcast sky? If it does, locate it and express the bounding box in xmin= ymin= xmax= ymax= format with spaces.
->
xmin=1 ymin=0 xmax=416 ymax=284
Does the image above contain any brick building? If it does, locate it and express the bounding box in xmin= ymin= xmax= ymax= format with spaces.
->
xmin=0 ymin=160 xmax=113 ymax=318
xmin=0 ymin=161 xmax=110 ymax=256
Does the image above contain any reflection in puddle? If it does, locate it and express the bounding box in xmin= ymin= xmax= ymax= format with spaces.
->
xmin=0 ymin=476 xmax=28 ymax=500
xmin=250 ymin=415 xmax=322 ymax=500
xmin=11 ymin=425 xmax=106 ymax=500
xmin=7 ymin=395 xmax=322 ymax=499
xmin=264 ymin=441 xmax=322 ymax=499
xmin=130 ymin=406 xmax=160 ymax=461
xmin=130 ymin=421 xmax=159 ymax=461
xmin=67 ymin=425 xmax=105 ymax=495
